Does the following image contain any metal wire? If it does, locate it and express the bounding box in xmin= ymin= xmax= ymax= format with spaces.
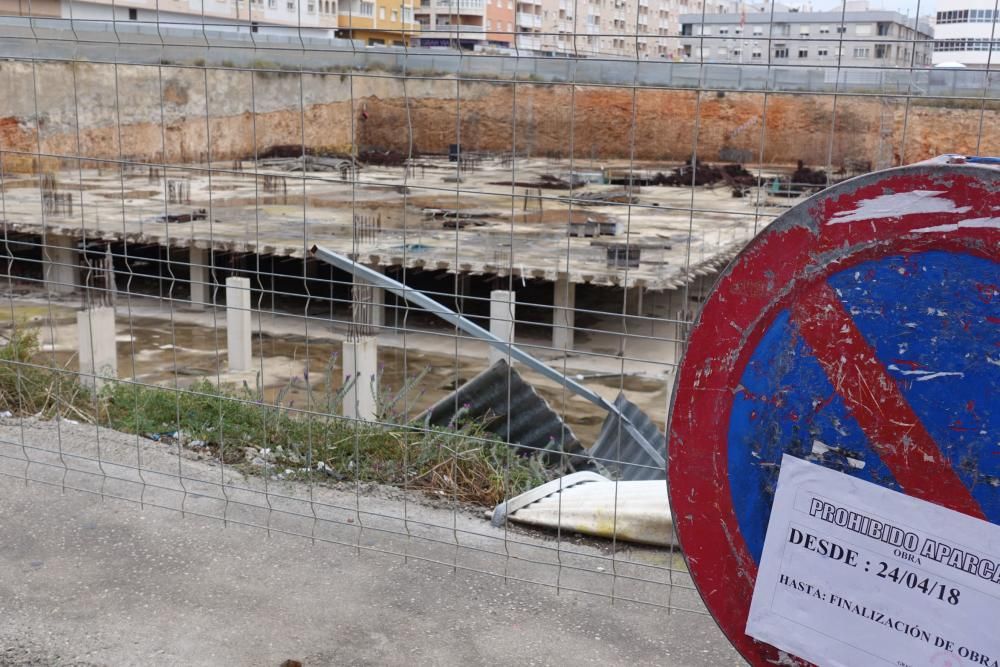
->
xmin=0 ymin=0 xmax=996 ymax=628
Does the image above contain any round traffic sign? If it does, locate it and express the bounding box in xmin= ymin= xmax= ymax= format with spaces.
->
xmin=667 ymin=161 xmax=999 ymax=665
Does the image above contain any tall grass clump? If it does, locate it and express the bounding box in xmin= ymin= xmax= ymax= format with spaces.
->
xmin=0 ymin=324 xmax=549 ymax=506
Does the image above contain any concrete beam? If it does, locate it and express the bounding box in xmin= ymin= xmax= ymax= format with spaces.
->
xmin=489 ymin=289 xmax=516 ymax=366
xmin=43 ymin=235 xmax=80 ymax=295
xmin=552 ymin=275 xmax=575 ymax=353
xmin=226 ymin=277 xmax=252 ymax=372
xmin=343 ymin=336 xmax=378 ymax=422
xmin=189 ymin=246 xmax=209 ymax=311
xmin=77 ymin=306 xmax=117 ymax=392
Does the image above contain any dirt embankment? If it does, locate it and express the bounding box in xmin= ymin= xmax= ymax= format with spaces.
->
xmin=1 ymin=63 xmax=996 ymax=172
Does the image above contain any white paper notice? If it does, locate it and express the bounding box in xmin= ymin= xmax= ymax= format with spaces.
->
xmin=746 ymin=455 xmax=1000 ymax=667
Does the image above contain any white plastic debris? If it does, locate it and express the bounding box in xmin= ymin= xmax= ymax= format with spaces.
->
xmin=491 ymin=471 xmax=675 ymax=548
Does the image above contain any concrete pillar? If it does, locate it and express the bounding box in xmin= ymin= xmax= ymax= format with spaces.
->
xmin=43 ymin=235 xmax=80 ymax=295
xmin=226 ymin=277 xmax=252 ymax=372
xmin=552 ymin=275 xmax=575 ymax=353
xmin=77 ymin=306 xmax=117 ymax=392
xmin=625 ymin=285 xmax=644 ymax=316
xmin=342 ymin=336 xmax=378 ymax=422
xmin=489 ymin=289 xmax=516 ymax=366
xmin=360 ymin=264 xmax=385 ymax=331
xmin=189 ymin=246 xmax=209 ymax=311
xmin=455 ymin=273 xmax=471 ymax=315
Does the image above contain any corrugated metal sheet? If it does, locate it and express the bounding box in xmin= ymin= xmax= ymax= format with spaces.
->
xmin=588 ymin=392 xmax=666 ymax=481
xmin=419 ymin=359 xmax=587 ymax=470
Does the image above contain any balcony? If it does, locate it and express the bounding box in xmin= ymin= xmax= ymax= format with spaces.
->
xmin=428 ymin=22 xmax=485 ymax=32
xmin=435 ymin=0 xmax=484 ymax=11
xmin=516 ymin=34 xmax=541 ymax=49
xmin=516 ymin=12 xmax=541 ymax=28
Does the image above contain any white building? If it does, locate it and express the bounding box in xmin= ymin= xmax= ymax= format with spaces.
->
xmin=539 ymin=0 xmax=694 ymax=58
xmin=933 ymin=0 xmax=1000 ymax=68
xmin=679 ymin=7 xmax=933 ymax=67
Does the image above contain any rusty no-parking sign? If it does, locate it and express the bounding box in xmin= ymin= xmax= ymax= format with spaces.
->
xmin=667 ymin=158 xmax=999 ymax=666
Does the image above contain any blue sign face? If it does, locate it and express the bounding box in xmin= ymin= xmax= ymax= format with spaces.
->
xmin=727 ymin=250 xmax=999 ymax=563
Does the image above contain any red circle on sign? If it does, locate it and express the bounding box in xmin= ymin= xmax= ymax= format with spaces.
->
xmin=666 ymin=162 xmax=1000 ymax=666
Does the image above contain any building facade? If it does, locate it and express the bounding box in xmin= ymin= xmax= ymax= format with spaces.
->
xmin=338 ymin=0 xmax=419 ymax=44
xmin=0 ymin=0 xmax=418 ymax=44
xmin=932 ymin=0 xmax=999 ymax=68
xmin=678 ymin=9 xmax=933 ymax=67
xmin=537 ymin=0 xmax=694 ymax=58
xmin=412 ymin=0 xmax=515 ymax=49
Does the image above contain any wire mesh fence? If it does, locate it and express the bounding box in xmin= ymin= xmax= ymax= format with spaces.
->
xmin=0 ymin=0 xmax=996 ymax=626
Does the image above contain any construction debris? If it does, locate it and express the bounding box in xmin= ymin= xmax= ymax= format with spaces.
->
xmin=567 ymin=190 xmax=638 ymax=206
xmin=489 ymin=174 xmax=579 ymax=190
xmin=357 ymin=147 xmax=408 ymax=167
xmin=490 ymin=471 xmax=675 ymax=547
xmin=790 ymin=160 xmax=829 ymax=187
xmin=419 ymin=359 xmax=587 ymax=471
xmin=588 ymin=392 xmax=666 ymax=481
xmin=654 ymin=160 xmax=756 ymax=187
xmin=153 ymin=208 xmax=208 ymax=223
xmin=257 ymin=155 xmax=358 ymax=174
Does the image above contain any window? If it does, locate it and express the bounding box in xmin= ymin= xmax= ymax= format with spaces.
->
xmin=819 ymin=25 xmax=829 ymax=34
xmin=128 ymin=7 xmax=137 ymax=19
xmin=852 ymin=46 xmax=869 ymax=58
xmin=360 ymin=1 xmax=373 ymax=15
xmin=876 ymin=22 xmax=890 ymax=36
xmin=487 ymin=18 xmax=492 ymax=29
xmin=799 ymin=25 xmax=809 ymax=35
xmin=817 ymin=48 xmax=828 ymax=56
xmin=378 ymin=6 xmax=384 ymax=18
xmin=391 ymin=8 xmax=397 ymax=20
xmin=752 ymin=26 xmax=762 ymax=35
xmin=751 ymin=48 xmax=761 ymax=58
xmin=855 ymin=24 xmax=872 ymax=36
xmin=719 ymin=27 xmax=728 ymax=35
xmin=836 ymin=25 xmax=846 ymax=33
xmin=797 ymin=48 xmax=807 ymax=58
xmin=875 ymin=43 xmax=889 ymax=59
xmin=773 ymin=44 xmax=788 ymax=58
xmin=718 ymin=46 xmax=727 ymax=55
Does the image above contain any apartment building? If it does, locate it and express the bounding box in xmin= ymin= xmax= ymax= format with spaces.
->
xmin=338 ymin=0 xmax=419 ymax=44
xmin=539 ymin=0 xmax=694 ymax=58
xmin=0 ymin=0 xmax=418 ymax=44
xmin=410 ymin=0 xmax=514 ymax=48
xmin=678 ymin=7 xmax=933 ymax=67
xmin=932 ymin=0 xmax=999 ymax=67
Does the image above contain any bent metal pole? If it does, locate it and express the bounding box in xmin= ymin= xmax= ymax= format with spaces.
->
xmin=310 ymin=244 xmax=665 ymax=469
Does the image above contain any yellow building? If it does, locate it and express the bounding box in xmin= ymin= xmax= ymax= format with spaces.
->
xmin=338 ymin=0 xmax=419 ymax=45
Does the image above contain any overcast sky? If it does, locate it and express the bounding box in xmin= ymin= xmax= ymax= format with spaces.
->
xmin=809 ymin=0 xmax=935 ymax=16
